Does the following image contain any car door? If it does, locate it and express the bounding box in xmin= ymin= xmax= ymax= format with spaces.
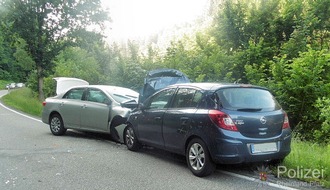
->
xmin=162 ymin=88 xmax=203 ymax=153
xmin=137 ymin=88 xmax=176 ymax=148
xmin=59 ymin=88 xmax=86 ymax=129
xmin=80 ymin=88 xmax=111 ymax=132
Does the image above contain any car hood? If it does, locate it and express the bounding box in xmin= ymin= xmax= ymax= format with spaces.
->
xmin=139 ymin=69 xmax=190 ymax=103
xmin=54 ymin=77 xmax=89 ymax=95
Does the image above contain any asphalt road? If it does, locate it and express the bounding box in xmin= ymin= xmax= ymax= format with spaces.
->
xmin=0 ymin=90 xmax=316 ymax=190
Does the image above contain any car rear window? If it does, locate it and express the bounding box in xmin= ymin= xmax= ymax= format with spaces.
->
xmin=215 ymin=88 xmax=281 ymax=111
xmin=63 ymin=88 xmax=85 ymax=100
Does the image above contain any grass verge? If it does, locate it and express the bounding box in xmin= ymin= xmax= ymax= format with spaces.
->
xmin=277 ymin=138 xmax=330 ymax=188
xmin=1 ymin=88 xmax=43 ymax=116
xmin=0 ymin=80 xmax=12 ymax=90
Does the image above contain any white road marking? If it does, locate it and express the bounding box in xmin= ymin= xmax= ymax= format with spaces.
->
xmin=219 ymin=170 xmax=299 ymax=190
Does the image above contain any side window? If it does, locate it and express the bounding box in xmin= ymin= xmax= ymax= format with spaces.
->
xmin=86 ymin=89 xmax=110 ymax=104
xmin=63 ymin=88 xmax=84 ymax=100
xmin=146 ymin=88 xmax=176 ymax=109
xmin=171 ymin=88 xmax=202 ymax=108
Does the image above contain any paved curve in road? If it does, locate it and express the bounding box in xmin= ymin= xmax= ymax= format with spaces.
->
xmin=0 ymin=90 xmax=304 ymax=190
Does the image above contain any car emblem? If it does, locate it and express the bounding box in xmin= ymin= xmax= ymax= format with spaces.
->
xmin=260 ymin=116 xmax=267 ymax=124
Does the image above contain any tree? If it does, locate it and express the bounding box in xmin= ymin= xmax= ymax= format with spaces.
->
xmin=1 ymin=0 xmax=109 ymax=100
xmin=41 ymin=46 xmax=102 ymax=97
xmin=0 ymin=22 xmax=15 ymax=80
xmin=272 ymin=48 xmax=330 ymax=140
xmin=122 ymin=41 xmax=145 ymax=91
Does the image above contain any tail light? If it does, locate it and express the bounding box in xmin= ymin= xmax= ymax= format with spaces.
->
xmin=282 ymin=112 xmax=290 ymax=129
xmin=42 ymin=101 xmax=46 ymax=106
xmin=208 ymin=110 xmax=238 ymax=131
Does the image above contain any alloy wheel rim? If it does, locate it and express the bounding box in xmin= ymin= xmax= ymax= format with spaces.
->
xmin=126 ymin=128 xmax=134 ymax=147
xmin=189 ymin=143 xmax=205 ymax=171
xmin=50 ymin=117 xmax=61 ymax=132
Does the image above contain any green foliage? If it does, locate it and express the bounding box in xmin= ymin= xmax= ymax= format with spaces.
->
xmin=26 ymin=70 xmax=38 ymax=93
xmin=121 ymin=41 xmax=145 ymax=91
xmin=1 ymin=0 xmax=109 ymax=100
xmin=0 ymin=80 xmax=11 ymax=89
xmin=273 ymin=48 xmax=330 ymax=140
xmin=41 ymin=47 xmax=103 ymax=97
xmin=314 ymin=98 xmax=330 ymax=144
xmin=43 ymin=76 xmax=56 ymax=98
xmin=54 ymin=47 xmax=102 ymax=84
xmin=0 ymin=22 xmax=15 ymax=80
xmin=212 ymin=0 xmax=330 ymax=143
xmin=162 ymin=33 xmax=234 ymax=83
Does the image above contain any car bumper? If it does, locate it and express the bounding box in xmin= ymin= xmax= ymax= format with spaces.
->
xmin=41 ymin=110 xmax=50 ymax=124
xmin=210 ymin=131 xmax=292 ymax=164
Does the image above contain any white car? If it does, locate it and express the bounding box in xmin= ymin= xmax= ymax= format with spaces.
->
xmin=9 ymin=83 xmax=16 ymax=89
xmin=41 ymin=78 xmax=139 ymax=143
xmin=16 ymin=83 xmax=25 ymax=88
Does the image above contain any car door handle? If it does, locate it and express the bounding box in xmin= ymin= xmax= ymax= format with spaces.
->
xmin=154 ymin=117 xmax=162 ymax=121
xmin=82 ymin=104 xmax=87 ymax=109
xmin=180 ymin=117 xmax=190 ymax=125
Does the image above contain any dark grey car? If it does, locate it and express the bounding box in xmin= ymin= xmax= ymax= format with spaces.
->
xmin=124 ymin=83 xmax=292 ymax=177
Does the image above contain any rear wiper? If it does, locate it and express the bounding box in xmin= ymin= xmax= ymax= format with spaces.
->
xmin=237 ymin=108 xmax=262 ymax=112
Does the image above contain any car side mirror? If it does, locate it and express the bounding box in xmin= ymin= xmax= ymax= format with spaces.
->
xmin=121 ymin=99 xmax=138 ymax=109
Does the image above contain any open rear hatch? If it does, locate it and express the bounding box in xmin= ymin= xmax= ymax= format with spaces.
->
xmin=54 ymin=77 xmax=89 ymax=95
xmin=139 ymin=69 xmax=190 ymax=103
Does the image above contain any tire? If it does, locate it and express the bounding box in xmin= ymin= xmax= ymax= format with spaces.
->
xmin=124 ymin=125 xmax=141 ymax=151
xmin=49 ymin=113 xmax=67 ymax=136
xmin=186 ymin=138 xmax=216 ymax=177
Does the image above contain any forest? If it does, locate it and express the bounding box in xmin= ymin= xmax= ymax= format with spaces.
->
xmin=0 ymin=0 xmax=329 ymax=144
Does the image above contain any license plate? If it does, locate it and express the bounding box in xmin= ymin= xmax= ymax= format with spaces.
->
xmin=251 ymin=142 xmax=278 ymax=154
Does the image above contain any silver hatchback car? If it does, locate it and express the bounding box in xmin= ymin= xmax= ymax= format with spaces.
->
xmin=42 ymin=85 xmax=138 ymax=142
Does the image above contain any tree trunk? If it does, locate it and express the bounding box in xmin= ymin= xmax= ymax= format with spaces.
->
xmin=37 ymin=66 xmax=45 ymax=101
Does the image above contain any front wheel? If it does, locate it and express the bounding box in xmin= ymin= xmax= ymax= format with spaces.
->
xmin=49 ymin=114 xmax=67 ymax=136
xmin=124 ymin=125 xmax=141 ymax=151
xmin=186 ymin=138 xmax=216 ymax=177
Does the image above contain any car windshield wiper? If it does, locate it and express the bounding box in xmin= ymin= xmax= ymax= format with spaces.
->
xmin=236 ymin=108 xmax=262 ymax=112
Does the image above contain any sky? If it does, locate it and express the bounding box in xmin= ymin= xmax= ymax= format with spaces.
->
xmin=102 ymin=0 xmax=209 ymax=42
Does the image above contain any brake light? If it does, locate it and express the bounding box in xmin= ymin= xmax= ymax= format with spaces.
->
xmin=42 ymin=101 xmax=46 ymax=106
xmin=282 ymin=113 xmax=290 ymax=129
xmin=208 ymin=110 xmax=238 ymax=131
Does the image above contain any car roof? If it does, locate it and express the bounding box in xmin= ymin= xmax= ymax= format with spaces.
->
xmin=167 ymin=83 xmax=267 ymax=91
xmin=67 ymin=85 xmax=138 ymax=93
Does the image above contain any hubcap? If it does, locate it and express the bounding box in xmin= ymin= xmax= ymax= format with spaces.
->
xmin=126 ymin=127 xmax=134 ymax=147
xmin=50 ymin=117 xmax=61 ymax=132
xmin=189 ymin=143 xmax=205 ymax=171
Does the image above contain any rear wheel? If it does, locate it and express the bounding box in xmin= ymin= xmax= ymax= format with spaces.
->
xmin=186 ymin=138 xmax=216 ymax=177
xmin=124 ymin=125 xmax=141 ymax=151
xmin=49 ymin=114 xmax=67 ymax=136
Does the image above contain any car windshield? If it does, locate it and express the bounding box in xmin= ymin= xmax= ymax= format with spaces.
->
xmin=215 ymin=88 xmax=281 ymax=111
